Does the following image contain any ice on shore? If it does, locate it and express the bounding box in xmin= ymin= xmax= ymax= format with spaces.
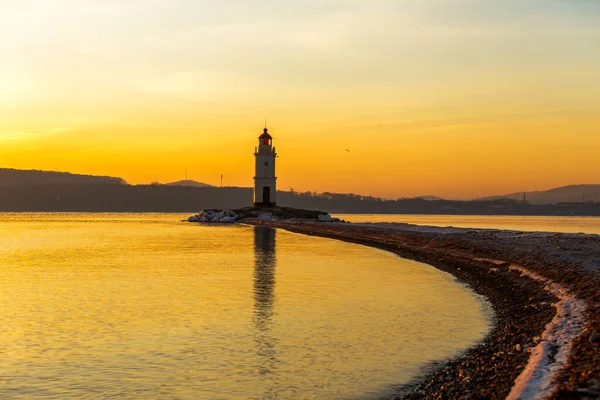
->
xmin=506 ymin=265 xmax=586 ymax=400
xmin=318 ymin=214 xmax=333 ymax=222
xmin=187 ymin=210 xmax=239 ymax=223
xmin=187 ymin=209 xmax=276 ymax=223
xmin=187 ymin=208 xmax=341 ymax=224
xmin=257 ymin=212 xmax=274 ymax=220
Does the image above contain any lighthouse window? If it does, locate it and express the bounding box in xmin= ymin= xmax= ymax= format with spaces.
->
xmin=264 ymin=161 xmax=269 ymax=169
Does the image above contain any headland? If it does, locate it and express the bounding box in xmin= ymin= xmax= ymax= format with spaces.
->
xmin=244 ymin=219 xmax=600 ymax=399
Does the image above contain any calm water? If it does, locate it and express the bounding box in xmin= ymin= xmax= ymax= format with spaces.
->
xmin=335 ymin=214 xmax=600 ymax=235
xmin=0 ymin=214 xmax=490 ymax=399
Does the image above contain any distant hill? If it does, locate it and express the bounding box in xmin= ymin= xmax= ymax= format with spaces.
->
xmin=1 ymin=168 xmax=598 ymax=214
xmin=480 ymin=185 xmax=600 ymax=204
xmin=413 ymin=195 xmax=444 ymax=201
xmin=0 ymin=183 xmax=599 ymax=214
xmin=164 ymin=180 xmax=215 ymax=188
xmin=0 ymin=168 xmax=126 ymax=186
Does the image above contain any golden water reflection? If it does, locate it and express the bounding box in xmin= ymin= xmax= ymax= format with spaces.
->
xmin=253 ymin=226 xmax=278 ymax=379
xmin=0 ymin=214 xmax=491 ymax=399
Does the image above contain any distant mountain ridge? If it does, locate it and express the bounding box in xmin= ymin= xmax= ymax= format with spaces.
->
xmin=1 ymin=168 xmax=598 ymax=206
xmin=480 ymin=184 xmax=600 ymax=204
xmin=164 ymin=180 xmax=215 ymax=188
xmin=0 ymin=168 xmax=126 ymax=186
xmin=1 ymin=184 xmax=599 ymax=214
xmin=412 ymin=195 xmax=444 ymax=201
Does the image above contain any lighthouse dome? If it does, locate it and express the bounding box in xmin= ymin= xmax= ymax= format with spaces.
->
xmin=258 ymin=127 xmax=272 ymax=140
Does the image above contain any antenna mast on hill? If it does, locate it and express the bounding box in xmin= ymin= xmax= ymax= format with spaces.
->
xmin=221 ymin=174 xmax=223 ymax=188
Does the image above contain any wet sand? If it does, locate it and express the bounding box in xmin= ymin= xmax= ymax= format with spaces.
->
xmin=247 ymin=220 xmax=600 ymax=399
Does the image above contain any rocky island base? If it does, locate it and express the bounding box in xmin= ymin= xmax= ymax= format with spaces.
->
xmin=187 ymin=206 xmax=343 ymax=223
xmin=246 ymin=220 xmax=600 ymax=399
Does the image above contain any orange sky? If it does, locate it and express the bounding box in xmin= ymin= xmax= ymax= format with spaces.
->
xmin=1 ymin=1 xmax=599 ymax=199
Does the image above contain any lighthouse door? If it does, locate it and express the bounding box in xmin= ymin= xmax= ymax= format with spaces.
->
xmin=263 ymin=187 xmax=271 ymax=205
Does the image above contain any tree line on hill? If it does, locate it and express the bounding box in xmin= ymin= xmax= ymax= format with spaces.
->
xmin=0 ymin=168 xmax=126 ymax=186
xmin=280 ymin=190 xmax=600 ymax=215
xmin=1 ymin=184 xmax=599 ymax=215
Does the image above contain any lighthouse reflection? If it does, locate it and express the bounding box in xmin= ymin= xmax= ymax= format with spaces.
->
xmin=252 ymin=226 xmax=278 ymax=376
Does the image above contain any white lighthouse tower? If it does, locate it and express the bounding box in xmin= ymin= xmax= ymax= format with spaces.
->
xmin=254 ymin=127 xmax=277 ymax=207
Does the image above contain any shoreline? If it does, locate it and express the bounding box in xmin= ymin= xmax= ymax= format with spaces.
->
xmin=247 ymin=220 xmax=600 ymax=399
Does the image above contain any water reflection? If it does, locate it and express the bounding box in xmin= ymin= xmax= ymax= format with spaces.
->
xmin=253 ymin=226 xmax=278 ymax=377
xmin=0 ymin=215 xmax=492 ymax=399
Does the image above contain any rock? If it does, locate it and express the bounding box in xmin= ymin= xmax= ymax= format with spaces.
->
xmin=197 ymin=210 xmax=217 ymax=222
xmin=590 ymin=331 xmax=600 ymax=346
xmin=515 ymin=344 xmax=522 ymax=352
xmin=187 ymin=209 xmax=240 ymax=223
xmin=318 ymin=213 xmax=332 ymax=222
xmin=573 ymin=388 xmax=600 ymax=398
xmin=188 ymin=206 xmax=334 ymax=223
xmin=258 ymin=212 xmax=274 ymax=220
xmin=217 ymin=210 xmax=238 ymax=223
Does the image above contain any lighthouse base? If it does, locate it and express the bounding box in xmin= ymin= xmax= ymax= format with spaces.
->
xmin=254 ymin=181 xmax=277 ymax=207
xmin=187 ymin=206 xmax=338 ymax=223
xmin=254 ymin=202 xmax=277 ymax=208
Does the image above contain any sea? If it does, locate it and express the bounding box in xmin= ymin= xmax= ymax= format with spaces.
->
xmin=0 ymin=213 xmax=495 ymax=399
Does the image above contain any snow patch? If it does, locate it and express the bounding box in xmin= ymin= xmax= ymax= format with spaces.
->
xmin=318 ymin=213 xmax=333 ymax=222
xmin=188 ymin=210 xmax=238 ymax=223
xmin=506 ymin=265 xmax=587 ymax=400
xmin=257 ymin=212 xmax=275 ymax=220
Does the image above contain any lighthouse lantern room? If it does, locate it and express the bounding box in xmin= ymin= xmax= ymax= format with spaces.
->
xmin=254 ymin=127 xmax=277 ymax=207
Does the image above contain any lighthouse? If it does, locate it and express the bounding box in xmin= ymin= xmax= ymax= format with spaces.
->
xmin=254 ymin=127 xmax=277 ymax=207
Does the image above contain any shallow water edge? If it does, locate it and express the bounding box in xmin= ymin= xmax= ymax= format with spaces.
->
xmin=248 ymin=220 xmax=598 ymax=399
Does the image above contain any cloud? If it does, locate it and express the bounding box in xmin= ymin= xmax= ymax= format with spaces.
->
xmin=0 ymin=128 xmax=70 ymax=142
xmin=344 ymin=108 xmax=592 ymax=133
xmin=2 ymin=0 xmax=599 ymax=106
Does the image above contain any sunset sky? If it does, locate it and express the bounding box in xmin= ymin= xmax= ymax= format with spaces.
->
xmin=1 ymin=0 xmax=599 ymax=199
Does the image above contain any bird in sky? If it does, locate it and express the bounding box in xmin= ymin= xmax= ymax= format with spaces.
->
xmin=346 ymin=149 xmax=350 ymax=152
